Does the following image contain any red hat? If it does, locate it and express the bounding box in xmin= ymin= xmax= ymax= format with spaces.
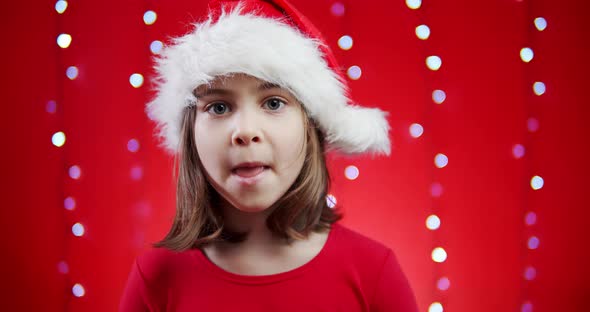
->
xmin=147 ymin=0 xmax=391 ymax=156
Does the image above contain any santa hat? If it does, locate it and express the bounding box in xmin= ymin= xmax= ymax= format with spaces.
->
xmin=146 ymin=0 xmax=391 ymax=156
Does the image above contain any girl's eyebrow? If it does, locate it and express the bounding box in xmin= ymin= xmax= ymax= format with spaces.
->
xmin=193 ymin=81 xmax=283 ymax=98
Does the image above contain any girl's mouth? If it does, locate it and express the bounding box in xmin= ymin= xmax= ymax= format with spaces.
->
xmin=231 ymin=166 xmax=269 ymax=186
xmin=232 ymin=166 xmax=268 ymax=178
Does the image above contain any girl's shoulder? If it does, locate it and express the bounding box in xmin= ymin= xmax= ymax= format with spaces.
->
xmin=131 ymin=247 xmax=197 ymax=283
xmin=330 ymin=222 xmax=395 ymax=262
xmin=333 ymin=223 xmax=392 ymax=250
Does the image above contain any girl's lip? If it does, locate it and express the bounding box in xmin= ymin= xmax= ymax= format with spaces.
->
xmin=232 ymin=166 xmax=266 ymax=178
xmin=231 ymin=166 xmax=269 ymax=186
xmin=232 ymin=162 xmax=269 ymax=171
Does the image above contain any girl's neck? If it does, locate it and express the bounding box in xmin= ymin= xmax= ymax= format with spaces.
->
xmin=219 ymin=203 xmax=285 ymax=248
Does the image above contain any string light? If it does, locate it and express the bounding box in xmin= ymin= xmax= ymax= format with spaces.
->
xmin=57 ymin=34 xmax=72 ymax=48
xmin=434 ymin=153 xmax=448 ymax=168
xmin=426 ymin=56 xmax=442 ymax=71
xmin=409 ymin=123 xmax=424 ymax=138
xmin=72 ymin=283 xmax=86 ymax=297
xmin=72 ymin=223 xmax=85 ymax=237
xmin=432 ymin=247 xmax=448 ymax=263
xmin=526 ymin=117 xmax=539 ymax=132
xmin=428 ymin=302 xmax=443 ymax=312
xmin=512 ymin=144 xmax=525 ymax=159
xmin=437 ymin=277 xmax=451 ymax=291
xmin=347 ymin=65 xmax=362 ymax=80
xmin=432 ymin=89 xmax=446 ymax=104
xmin=527 ymin=236 xmax=540 ymax=249
xmin=524 ymin=266 xmax=537 ymax=280
xmin=57 ymin=261 xmax=69 ymax=274
xmin=406 ymin=0 xmax=422 ymax=10
xmin=524 ymin=211 xmax=537 ymax=226
xmin=326 ymin=194 xmax=337 ymax=208
xmin=330 ymin=2 xmax=345 ymax=17
xmin=520 ymin=47 xmax=534 ymax=63
xmin=521 ymin=301 xmax=533 ymax=312
xmin=143 ymin=10 xmax=157 ymax=25
xmin=415 ymin=25 xmax=430 ymax=40
xmin=150 ymin=40 xmax=163 ymax=54
xmin=533 ymin=81 xmax=546 ymax=95
xmin=46 ymin=100 xmax=57 ymax=113
xmin=51 ymin=131 xmax=66 ymax=147
xmin=55 ymin=0 xmax=68 ymax=14
xmin=534 ymin=17 xmax=547 ymax=31
xmin=68 ymin=165 xmax=81 ymax=180
xmin=66 ymin=66 xmax=78 ymax=80
xmin=338 ymin=35 xmax=353 ymax=50
xmin=127 ymin=139 xmax=140 ymax=153
xmin=344 ymin=165 xmax=359 ymax=180
xmin=130 ymin=165 xmax=144 ymax=181
xmin=530 ymin=175 xmax=544 ymax=190
xmin=55 ymin=0 xmax=89 ymax=302
xmin=409 ymin=4 xmax=450 ymax=308
xmin=129 ymin=73 xmax=144 ymax=88
xmin=426 ymin=215 xmax=441 ymax=230
xmin=521 ymin=17 xmax=545 ymax=304
xmin=64 ymin=197 xmax=76 ymax=211
xmin=430 ymin=182 xmax=443 ymax=198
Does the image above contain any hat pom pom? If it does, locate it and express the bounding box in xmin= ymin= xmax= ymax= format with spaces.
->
xmin=324 ymin=104 xmax=392 ymax=156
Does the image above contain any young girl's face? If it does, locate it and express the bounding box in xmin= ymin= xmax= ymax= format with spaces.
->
xmin=193 ymin=74 xmax=307 ymax=214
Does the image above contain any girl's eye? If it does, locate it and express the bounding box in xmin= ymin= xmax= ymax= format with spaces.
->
xmin=264 ymin=98 xmax=286 ymax=111
xmin=206 ymin=103 xmax=230 ymax=115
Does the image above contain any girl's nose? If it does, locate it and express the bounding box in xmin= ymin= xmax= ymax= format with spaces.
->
xmin=233 ymin=131 xmax=261 ymax=145
xmin=231 ymin=109 xmax=262 ymax=146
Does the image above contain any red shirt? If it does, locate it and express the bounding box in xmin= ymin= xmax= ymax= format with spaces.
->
xmin=120 ymin=223 xmax=418 ymax=311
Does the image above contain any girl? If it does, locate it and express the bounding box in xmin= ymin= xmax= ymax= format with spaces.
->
xmin=120 ymin=0 xmax=419 ymax=311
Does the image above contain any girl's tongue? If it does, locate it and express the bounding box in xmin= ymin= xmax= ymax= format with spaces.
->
xmin=233 ymin=166 xmax=265 ymax=178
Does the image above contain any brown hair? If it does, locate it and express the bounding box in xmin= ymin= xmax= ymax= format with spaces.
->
xmin=154 ymin=103 xmax=342 ymax=251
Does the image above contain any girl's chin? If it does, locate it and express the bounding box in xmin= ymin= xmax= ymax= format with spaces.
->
xmin=222 ymin=199 xmax=280 ymax=214
xmin=212 ymin=187 xmax=279 ymax=214
xmin=231 ymin=204 xmax=274 ymax=214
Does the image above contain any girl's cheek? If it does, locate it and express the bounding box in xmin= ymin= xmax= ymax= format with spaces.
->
xmin=278 ymin=119 xmax=306 ymax=150
xmin=197 ymin=116 xmax=224 ymax=131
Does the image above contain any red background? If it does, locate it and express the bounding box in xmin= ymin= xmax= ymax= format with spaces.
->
xmin=1 ymin=0 xmax=589 ymax=311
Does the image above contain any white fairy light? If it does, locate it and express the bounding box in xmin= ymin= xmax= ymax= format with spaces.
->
xmin=57 ymin=34 xmax=72 ymax=48
xmin=406 ymin=0 xmax=422 ymax=10
xmin=52 ymin=131 xmax=66 ymax=147
xmin=143 ymin=10 xmax=157 ymax=25
xmin=72 ymin=283 xmax=85 ymax=297
xmin=533 ymin=81 xmax=546 ymax=95
xmin=530 ymin=175 xmax=544 ymax=190
xmin=415 ymin=25 xmax=430 ymax=40
xmin=338 ymin=35 xmax=353 ymax=50
xmin=426 ymin=215 xmax=441 ymax=230
xmin=432 ymin=247 xmax=447 ymax=263
xmin=409 ymin=123 xmax=424 ymax=138
xmin=534 ymin=17 xmax=547 ymax=31
xmin=432 ymin=90 xmax=446 ymax=104
xmin=434 ymin=153 xmax=448 ymax=168
xmin=129 ymin=73 xmax=144 ymax=88
xmin=428 ymin=302 xmax=443 ymax=312
xmin=520 ymin=47 xmax=534 ymax=63
xmin=426 ymin=56 xmax=442 ymax=71
xmin=55 ymin=0 xmax=68 ymax=14
xmin=347 ymin=65 xmax=362 ymax=80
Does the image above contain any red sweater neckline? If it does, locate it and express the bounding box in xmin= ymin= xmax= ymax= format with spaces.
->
xmin=191 ymin=223 xmax=340 ymax=285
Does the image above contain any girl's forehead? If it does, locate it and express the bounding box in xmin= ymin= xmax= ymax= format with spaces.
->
xmin=200 ymin=74 xmax=265 ymax=90
xmin=194 ymin=73 xmax=295 ymax=99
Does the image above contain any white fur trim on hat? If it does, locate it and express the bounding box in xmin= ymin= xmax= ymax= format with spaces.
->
xmin=146 ymin=3 xmax=391 ymax=156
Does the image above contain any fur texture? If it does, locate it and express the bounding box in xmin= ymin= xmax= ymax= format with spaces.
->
xmin=146 ymin=4 xmax=391 ymax=156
